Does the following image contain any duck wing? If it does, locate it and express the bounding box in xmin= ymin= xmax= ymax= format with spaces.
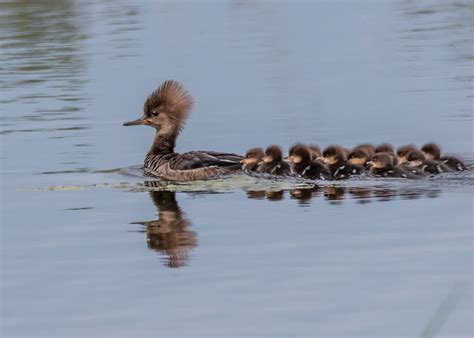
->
xmin=168 ymin=151 xmax=243 ymax=170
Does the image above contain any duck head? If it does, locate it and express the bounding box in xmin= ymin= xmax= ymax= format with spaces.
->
xmin=288 ymin=144 xmax=311 ymax=164
xmin=123 ymin=80 xmax=193 ymax=136
xmin=262 ymin=145 xmax=283 ymax=163
xmin=375 ymin=143 xmax=395 ymax=154
xmin=320 ymin=145 xmax=346 ymax=165
xmin=396 ymin=145 xmax=417 ymax=164
xmin=405 ymin=150 xmax=426 ymax=168
xmin=241 ymin=148 xmax=264 ymax=166
xmin=347 ymin=148 xmax=370 ymax=166
xmin=370 ymin=152 xmax=394 ymax=169
xmin=420 ymin=143 xmax=441 ymax=160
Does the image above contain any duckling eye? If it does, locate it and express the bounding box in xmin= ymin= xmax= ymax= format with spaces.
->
xmin=151 ymin=110 xmax=159 ymax=116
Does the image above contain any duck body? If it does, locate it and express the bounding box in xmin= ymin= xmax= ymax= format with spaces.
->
xmin=292 ymin=160 xmax=332 ymax=180
xmin=333 ymin=163 xmax=365 ymax=180
xmin=144 ymin=150 xmax=242 ymax=181
xmin=439 ymin=156 xmax=466 ymax=172
xmin=257 ymin=161 xmax=291 ymax=176
xmin=370 ymin=166 xmax=415 ymax=178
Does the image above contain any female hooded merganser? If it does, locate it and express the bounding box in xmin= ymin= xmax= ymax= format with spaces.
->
xmin=123 ymin=80 xmax=243 ymax=181
xmin=421 ymin=143 xmax=466 ymax=171
xmin=288 ymin=144 xmax=331 ymax=180
xmin=369 ymin=152 xmax=417 ymax=178
xmin=258 ymin=145 xmax=291 ymax=176
xmin=396 ymin=144 xmax=417 ymax=164
xmin=404 ymin=149 xmax=451 ymax=175
xmin=241 ymin=148 xmax=264 ymax=172
xmin=320 ymin=145 xmax=347 ymax=178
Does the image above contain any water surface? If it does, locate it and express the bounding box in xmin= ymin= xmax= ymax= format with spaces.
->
xmin=1 ymin=0 xmax=473 ymax=337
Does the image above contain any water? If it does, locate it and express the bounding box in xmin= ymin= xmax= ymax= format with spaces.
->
xmin=1 ymin=0 xmax=473 ymax=336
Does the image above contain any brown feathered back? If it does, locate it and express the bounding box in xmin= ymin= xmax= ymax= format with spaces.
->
xmin=143 ymin=80 xmax=194 ymax=124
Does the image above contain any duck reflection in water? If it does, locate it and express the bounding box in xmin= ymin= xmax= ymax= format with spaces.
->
xmin=133 ymin=190 xmax=197 ymax=268
xmin=245 ymin=185 xmax=439 ymax=204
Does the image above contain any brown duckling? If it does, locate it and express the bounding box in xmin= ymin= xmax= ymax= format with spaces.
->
xmin=288 ymin=144 xmax=332 ymax=180
xmin=369 ymin=152 xmax=417 ymax=178
xmin=320 ymin=145 xmax=347 ymax=177
xmin=258 ymin=145 xmax=291 ymax=176
xmin=124 ymin=80 xmax=243 ymax=181
xmin=421 ymin=143 xmax=466 ymax=171
xmin=332 ymin=147 xmax=369 ymax=179
xmin=396 ymin=144 xmax=417 ymax=164
xmin=308 ymin=144 xmax=322 ymax=161
xmin=353 ymin=143 xmax=376 ymax=157
xmin=348 ymin=148 xmax=371 ymax=167
xmin=404 ymin=149 xmax=452 ymax=175
xmin=375 ymin=143 xmax=395 ymax=155
xmin=241 ymin=148 xmax=264 ymax=172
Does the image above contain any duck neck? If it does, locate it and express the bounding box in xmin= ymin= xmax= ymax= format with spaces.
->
xmin=147 ymin=130 xmax=177 ymax=155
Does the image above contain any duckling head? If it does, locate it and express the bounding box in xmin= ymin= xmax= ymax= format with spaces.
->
xmin=370 ymin=152 xmax=394 ymax=169
xmin=320 ymin=145 xmax=346 ymax=165
xmin=353 ymin=144 xmax=375 ymax=157
xmin=405 ymin=150 xmax=426 ymax=168
xmin=288 ymin=144 xmax=311 ymax=164
xmin=123 ymin=80 xmax=193 ymax=135
xmin=262 ymin=145 xmax=283 ymax=163
xmin=375 ymin=143 xmax=395 ymax=154
xmin=241 ymin=148 xmax=264 ymax=165
xmin=396 ymin=144 xmax=417 ymax=164
xmin=420 ymin=143 xmax=441 ymax=160
xmin=347 ymin=148 xmax=370 ymax=166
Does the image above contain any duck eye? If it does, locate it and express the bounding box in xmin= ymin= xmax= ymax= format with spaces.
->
xmin=152 ymin=111 xmax=159 ymax=116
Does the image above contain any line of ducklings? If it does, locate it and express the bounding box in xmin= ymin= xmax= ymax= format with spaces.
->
xmin=240 ymin=142 xmax=466 ymax=180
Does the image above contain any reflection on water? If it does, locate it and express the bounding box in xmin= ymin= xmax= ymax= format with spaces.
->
xmin=133 ymin=183 xmax=441 ymax=267
xmin=133 ymin=190 xmax=197 ymax=268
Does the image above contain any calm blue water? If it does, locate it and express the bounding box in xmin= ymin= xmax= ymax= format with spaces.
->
xmin=1 ymin=0 xmax=473 ymax=337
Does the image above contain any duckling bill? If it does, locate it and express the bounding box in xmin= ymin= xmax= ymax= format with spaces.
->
xmin=124 ymin=80 xmax=243 ymax=181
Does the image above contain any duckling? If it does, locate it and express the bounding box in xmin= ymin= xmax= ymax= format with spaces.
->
xmin=421 ymin=143 xmax=466 ymax=171
xmin=258 ymin=145 xmax=291 ymax=176
xmin=124 ymin=80 xmax=243 ymax=181
xmin=308 ymin=144 xmax=322 ymax=161
xmin=241 ymin=148 xmax=264 ymax=172
xmin=404 ymin=149 xmax=451 ymax=175
xmin=320 ymin=145 xmax=347 ymax=178
xmin=396 ymin=144 xmax=417 ymax=164
xmin=352 ymin=143 xmax=376 ymax=157
xmin=288 ymin=144 xmax=331 ymax=180
xmin=347 ymin=147 xmax=371 ymax=168
xmin=369 ymin=152 xmax=417 ymax=178
xmin=420 ymin=143 xmax=441 ymax=160
xmin=333 ymin=147 xmax=369 ymax=179
xmin=375 ymin=143 xmax=395 ymax=155
xmin=375 ymin=144 xmax=399 ymax=165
